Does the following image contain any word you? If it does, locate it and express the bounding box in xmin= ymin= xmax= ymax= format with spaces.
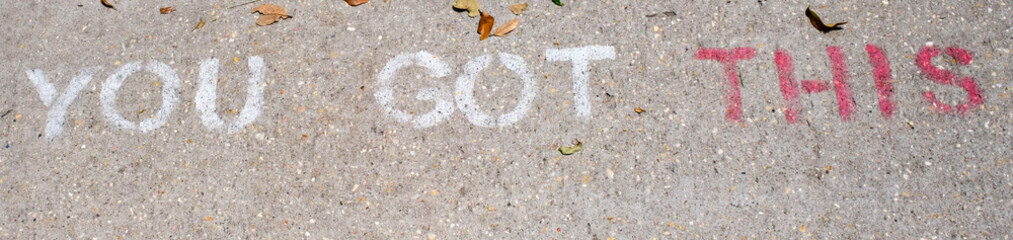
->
xmin=26 ymin=57 xmax=266 ymax=140
xmin=376 ymin=46 xmax=615 ymax=128
xmin=696 ymin=44 xmax=983 ymax=122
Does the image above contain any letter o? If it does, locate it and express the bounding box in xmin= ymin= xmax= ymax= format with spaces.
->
xmin=455 ymin=53 xmax=537 ymax=127
xmin=100 ymin=61 xmax=180 ymax=133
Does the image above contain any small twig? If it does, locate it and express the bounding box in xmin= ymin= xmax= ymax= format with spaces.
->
xmin=228 ymin=0 xmax=263 ymax=9
xmin=887 ymin=79 xmax=906 ymax=84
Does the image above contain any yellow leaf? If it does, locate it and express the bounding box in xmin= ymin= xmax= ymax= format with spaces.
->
xmin=558 ymin=140 xmax=582 ymax=155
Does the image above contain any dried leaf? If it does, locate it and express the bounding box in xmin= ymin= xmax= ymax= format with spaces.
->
xmin=805 ymin=6 xmax=847 ymax=33
xmin=558 ymin=140 xmax=582 ymax=155
xmin=252 ymin=4 xmax=288 ymax=16
xmin=453 ymin=0 xmax=480 ymax=17
xmin=510 ymin=3 xmax=528 ymax=15
xmin=252 ymin=4 xmax=290 ymax=26
xmin=552 ymin=0 xmax=563 ymax=6
xmin=345 ymin=0 xmax=369 ymax=6
xmin=159 ymin=6 xmax=176 ymax=14
xmin=478 ymin=11 xmax=494 ymax=40
xmin=257 ymin=15 xmax=283 ymax=26
xmin=634 ymin=107 xmax=645 ymax=113
xmin=493 ymin=19 xmax=519 ymax=36
xmin=101 ymin=0 xmax=115 ymax=9
xmin=193 ymin=19 xmax=205 ymax=30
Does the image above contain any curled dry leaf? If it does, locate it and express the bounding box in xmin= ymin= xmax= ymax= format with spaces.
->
xmin=252 ymin=4 xmax=291 ymax=26
xmin=493 ymin=18 xmax=519 ymax=36
xmin=453 ymin=0 xmax=480 ymax=17
xmin=345 ymin=0 xmax=369 ymax=6
xmin=101 ymin=0 xmax=115 ymax=9
xmin=510 ymin=3 xmax=528 ymax=15
xmin=159 ymin=6 xmax=176 ymax=14
xmin=477 ymin=11 xmax=494 ymax=40
xmin=805 ymin=6 xmax=847 ymax=33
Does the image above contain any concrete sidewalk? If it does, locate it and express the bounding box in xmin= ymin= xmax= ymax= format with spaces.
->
xmin=1 ymin=0 xmax=1012 ymax=238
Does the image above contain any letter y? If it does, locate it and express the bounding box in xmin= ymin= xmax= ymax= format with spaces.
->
xmin=26 ymin=68 xmax=97 ymax=140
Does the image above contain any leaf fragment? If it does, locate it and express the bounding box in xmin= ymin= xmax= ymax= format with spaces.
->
xmin=558 ymin=140 xmax=582 ymax=155
xmin=159 ymin=6 xmax=176 ymax=14
xmin=478 ymin=11 xmax=494 ymax=40
xmin=101 ymin=0 xmax=115 ymax=9
xmin=345 ymin=0 xmax=369 ymax=6
xmin=510 ymin=3 xmax=528 ymax=15
xmin=634 ymin=107 xmax=645 ymax=113
xmin=552 ymin=0 xmax=563 ymax=6
xmin=453 ymin=0 xmax=480 ymax=17
xmin=805 ymin=6 xmax=847 ymax=33
xmin=194 ymin=19 xmax=205 ymax=31
xmin=493 ymin=19 xmax=519 ymax=36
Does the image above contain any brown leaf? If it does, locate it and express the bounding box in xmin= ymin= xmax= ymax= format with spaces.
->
xmin=345 ymin=0 xmax=369 ymax=6
xmin=477 ymin=11 xmax=494 ymax=40
xmin=257 ymin=15 xmax=283 ymax=26
xmin=257 ymin=14 xmax=290 ymax=26
xmin=634 ymin=107 xmax=645 ymax=113
xmin=493 ymin=18 xmax=519 ymax=36
xmin=252 ymin=4 xmax=290 ymax=26
xmin=252 ymin=4 xmax=288 ymax=16
xmin=101 ymin=0 xmax=115 ymax=9
xmin=510 ymin=3 xmax=528 ymax=15
xmin=805 ymin=6 xmax=847 ymax=33
xmin=159 ymin=6 xmax=175 ymax=14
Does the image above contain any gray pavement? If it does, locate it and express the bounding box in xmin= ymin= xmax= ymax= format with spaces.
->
xmin=2 ymin=0 xmax=1013 ymax=238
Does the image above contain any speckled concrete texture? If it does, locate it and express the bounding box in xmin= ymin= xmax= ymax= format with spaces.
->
xmin=1 ymin=0 xmax=1012 ymax=239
